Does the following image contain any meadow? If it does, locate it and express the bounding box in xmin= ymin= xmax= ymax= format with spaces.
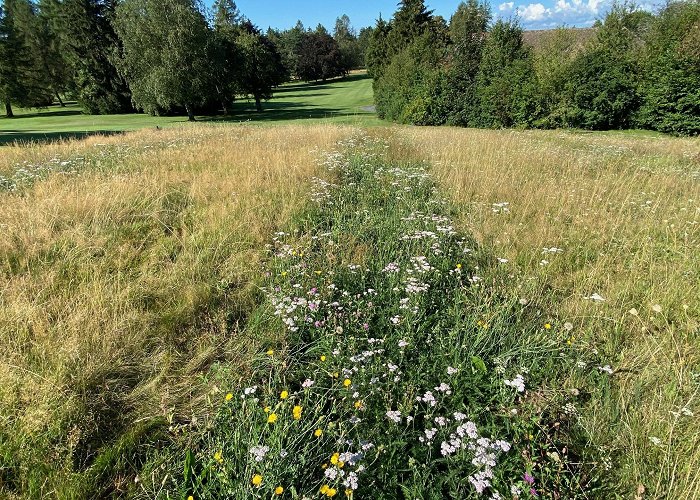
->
xmin=0 ymin=76 xmax=699 ymax=499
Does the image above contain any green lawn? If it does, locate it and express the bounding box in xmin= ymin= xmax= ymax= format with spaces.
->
xmin=0 ymin=72 xmax=379 ymax=145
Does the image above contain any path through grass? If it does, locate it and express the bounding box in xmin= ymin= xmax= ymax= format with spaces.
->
xmin=138 ymin=133 xmax=609 ymax=499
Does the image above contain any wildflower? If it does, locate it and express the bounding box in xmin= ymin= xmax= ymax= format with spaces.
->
xmin=354 ymin=400 xmax=363 ymax=409
xmin=252 ymin=474 xmax=263 ymax=487
xmin=343 ymin=378 xmax=352 ymax=387
xmin=386 ymin=410 xmax=402 ymax=423
xmin=544 ymin=323 xmax=552 ymax=330
xmin=293 ymin=405 xmax=302 ymax=420
xmin=264 ymin=406 xmax=271 ymax=413
xmin=345 ymin=489 xmax=353 ymax=497
xmin=330 ymin=452 xmax=340 ymax=465
xmin=652 ymin=304 xmax=662 ymax=313
xmin=225 ymin=393 xmax=233 ymax=401
xmin=320 ymin=485 xmax=330 ymax=494
xmin=266 ymin=349 xmax=274 ymax=356
xmin=598 ymin=365 xmax=614 ymax=375
xmin=267 ymin=413 xmax=278 ymax=424
xmin=302 ymin=378 xmax=314 ymax=388
xmin=314 ymin=428 xmax=323 ymax=437
xmin=250 ymin=445 xmax=269 ymax=462
xmin=188 ymin=496 xmax=194 ymax=500
xmin=326 ymin=488 xmax=338 ymax=497
xmin=275 ymin=486 xmax=284 ymax=495
xmin=281 ymin=271 xmax=288 ymax=277
xmin=504 ymin=374 xmax=526 ymax=392
xmin=280 ymin=390 xmax=289 ymax=400
xmin=320 ymin=355 xmax=327 ymax=362
xmin=213 ymin=451 xmax=223 ymax=463
xmin=456 ymin=263 xmax=462 ymax=269
xmin=447 ymin=366 xmax=458 ymax=375
xmin=523 ymin=472 xmax=535 ymax=485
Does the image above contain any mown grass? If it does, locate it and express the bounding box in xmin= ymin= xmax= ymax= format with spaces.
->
xmin=0 ymin=73 xmax=377 ymax=146
xmin=0 ymin=125 xmax=349 ymax=497
xmin=402 ymin=127 xmax=700 ymax=497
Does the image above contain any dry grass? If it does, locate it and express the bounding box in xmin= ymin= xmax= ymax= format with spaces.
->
xmin=0 ymin=124 xmax=349 ymax=497
xmin=401 ymin=127 xmax=700 ymax=497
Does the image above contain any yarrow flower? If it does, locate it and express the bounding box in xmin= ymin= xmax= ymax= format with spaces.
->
xmin=386 ymin=410 xmax=402 ymax=423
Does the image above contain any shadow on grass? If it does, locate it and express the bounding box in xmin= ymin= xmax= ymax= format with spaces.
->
xmin=0 ymin=130 xmax=124 ymax=146
xmin=274 ymin=72 xmax=371 ymax=94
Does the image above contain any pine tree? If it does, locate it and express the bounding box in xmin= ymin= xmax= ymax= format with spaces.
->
xmin=386 ymin=0 xmax=433 ymax=54
xmin=36 ymin=0 xmax=70 ymax=106
xmin=365 ymin=16 xmax=390 ymax=79
xmin=0 ymin=0 xmax=46 ymax=117
xmin=57 ymin=0 xmax=132 ymax=114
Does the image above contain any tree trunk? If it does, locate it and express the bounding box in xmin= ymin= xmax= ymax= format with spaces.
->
xmin=185 ymin=104 xmax=196 ymax=122
xmin=55 ymin=91 xmax=65 ymax=107
xmin=221 ymin=101 xmax=229 ymax=116
xmin=254 ymin=95 xmax=262 ymax=112
xmin=5 ymin=101 xmax=13 ymax=118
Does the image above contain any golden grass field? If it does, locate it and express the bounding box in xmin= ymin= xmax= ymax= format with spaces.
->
xmin=0 ymin=125 xmax=348 ymax=496
xmin=403 ymin=127 xmax=700 ymax=497
xmin=1 ymin=123 xmax=699 ymax=497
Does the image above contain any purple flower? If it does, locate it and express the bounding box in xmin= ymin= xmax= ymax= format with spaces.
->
xmin=523 ymin=472 xmax=535 ymax=485
xmin=530 ymin=488 xmax=538 ymax=497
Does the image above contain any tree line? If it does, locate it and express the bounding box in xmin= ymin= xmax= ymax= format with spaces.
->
xmin=0 ymin=0 xmax=367 ymax=119
xmin=369 ymin=0 xmax=700 ymax=135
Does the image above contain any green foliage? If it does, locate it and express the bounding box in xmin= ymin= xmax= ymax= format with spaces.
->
xmin=296 ymin=31 xmax=346 ymax=82
xmin=562 ymin=48 xmax=639 ymax=130
xmin=57 ymin=0 xmax=132 ymax=114
xmin=636 ymin=0 xmax=700 ymax=135
xmin=114 ymin=0 xmax=212 ymax=120
xmin=474 ymin=20 xmax=535 ymax=128
xmin=334 ymin=15 xmax=363 ymax=71
xmin=235 ymin=23 xmax=286 ymax=111
xmin=374 ymin=34 xmax=447 ymax=125
xmin=365 ymin=17 xmax=390 ymax=79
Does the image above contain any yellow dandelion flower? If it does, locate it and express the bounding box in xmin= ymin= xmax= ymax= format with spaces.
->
xmin=252 ymin=474 xmax=263 ymax=487
xmin=320 ymin=355 xmax=327 ymax=362
xmin=188 ymin=496 xmax=194 ymax=500
xmin=225 ymin=393 xmax=233 ymax=401
xmin=456 ymin=263 xmax=462 ymax=269
xmin=330 ymin=452 xmax=340 ymax=465
xmin=320 ymin=485 xmax=330 ymax=494
xmin=354 ymin=400 xmax=362 ymax=409
xmin=213 ymin=451 xmax=223 ymax=463
xmin=264 ymin=406 xmax=271 ymax=413
xmin=267 ymin=413 xmax=278 ymax=424
xmin=293 ymin=405 xmax=302 ymax=420
xmin=332 ymin=372 xmax=339 ymax=378
xmin=338 ymin=460 xmax=345 ymax=468
xmin=327 ymin=488 xmax=338 ymax=498
xmin=281 ymin=271 xmax=288 ymax=277
xmin=343 ymin=378 xmax=351 ymax=387
xmin=314 ymin=428 xmax=323 ymax=437
xmin=544 ymin=323 xmax=552 ymax=330
xmin=280 ymin=390 xmax=289 ymax=400
xmin=321 ymin=462 xmax=328 ymax=469
xmin=266 ymin=349 xmax=274 ymax=356
xmin=275 ymin=486 xmax=284 ymax=495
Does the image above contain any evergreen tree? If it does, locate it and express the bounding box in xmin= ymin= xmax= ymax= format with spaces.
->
xmin=387 ymin=0 xmax=434 ymax=54
xmin=114 ymin=0 xmax=213 ymax=120
xmin=445 ymin=0 xmax=491 ymax=125
xmin=334 ymin=14 xmax=362 ymax=71
xmin=474 ymin=20 xmax=535 ymax=127
xmin=57 ymin=0 xmax=132 ymax=114
xmin=36 ymin=0 xmax=70 ymax=106
xmin=236 ymin=22 xmax=286 ymax=111
xmin=0 ymin=0 xmax=47 ymax=116
xmin=365 ymin=16 xmax=390 ymax=78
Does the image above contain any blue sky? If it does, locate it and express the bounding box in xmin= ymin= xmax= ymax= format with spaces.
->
xmin=221 ymin=0 xmax=648 ymax=32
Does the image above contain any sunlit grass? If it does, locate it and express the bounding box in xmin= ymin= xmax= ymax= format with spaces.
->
xmin=402 ymin=127 xmax=700 ymax=497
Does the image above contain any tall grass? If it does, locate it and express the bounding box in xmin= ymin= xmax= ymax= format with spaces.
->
xmin=0 ymin=125 xmax=349 ymax=498
xmin=402 ymin=127 xmax=700 ymax=497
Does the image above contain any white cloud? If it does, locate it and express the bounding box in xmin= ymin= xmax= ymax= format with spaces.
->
xmin=499 ymin=2 xmax=515 ymax=12
xmin=517 ymin=3 xmax=551 ymax=21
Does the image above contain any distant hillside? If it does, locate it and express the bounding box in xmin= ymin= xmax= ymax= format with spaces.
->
xmin=523 ymin=27 xmax=597 ymax=50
